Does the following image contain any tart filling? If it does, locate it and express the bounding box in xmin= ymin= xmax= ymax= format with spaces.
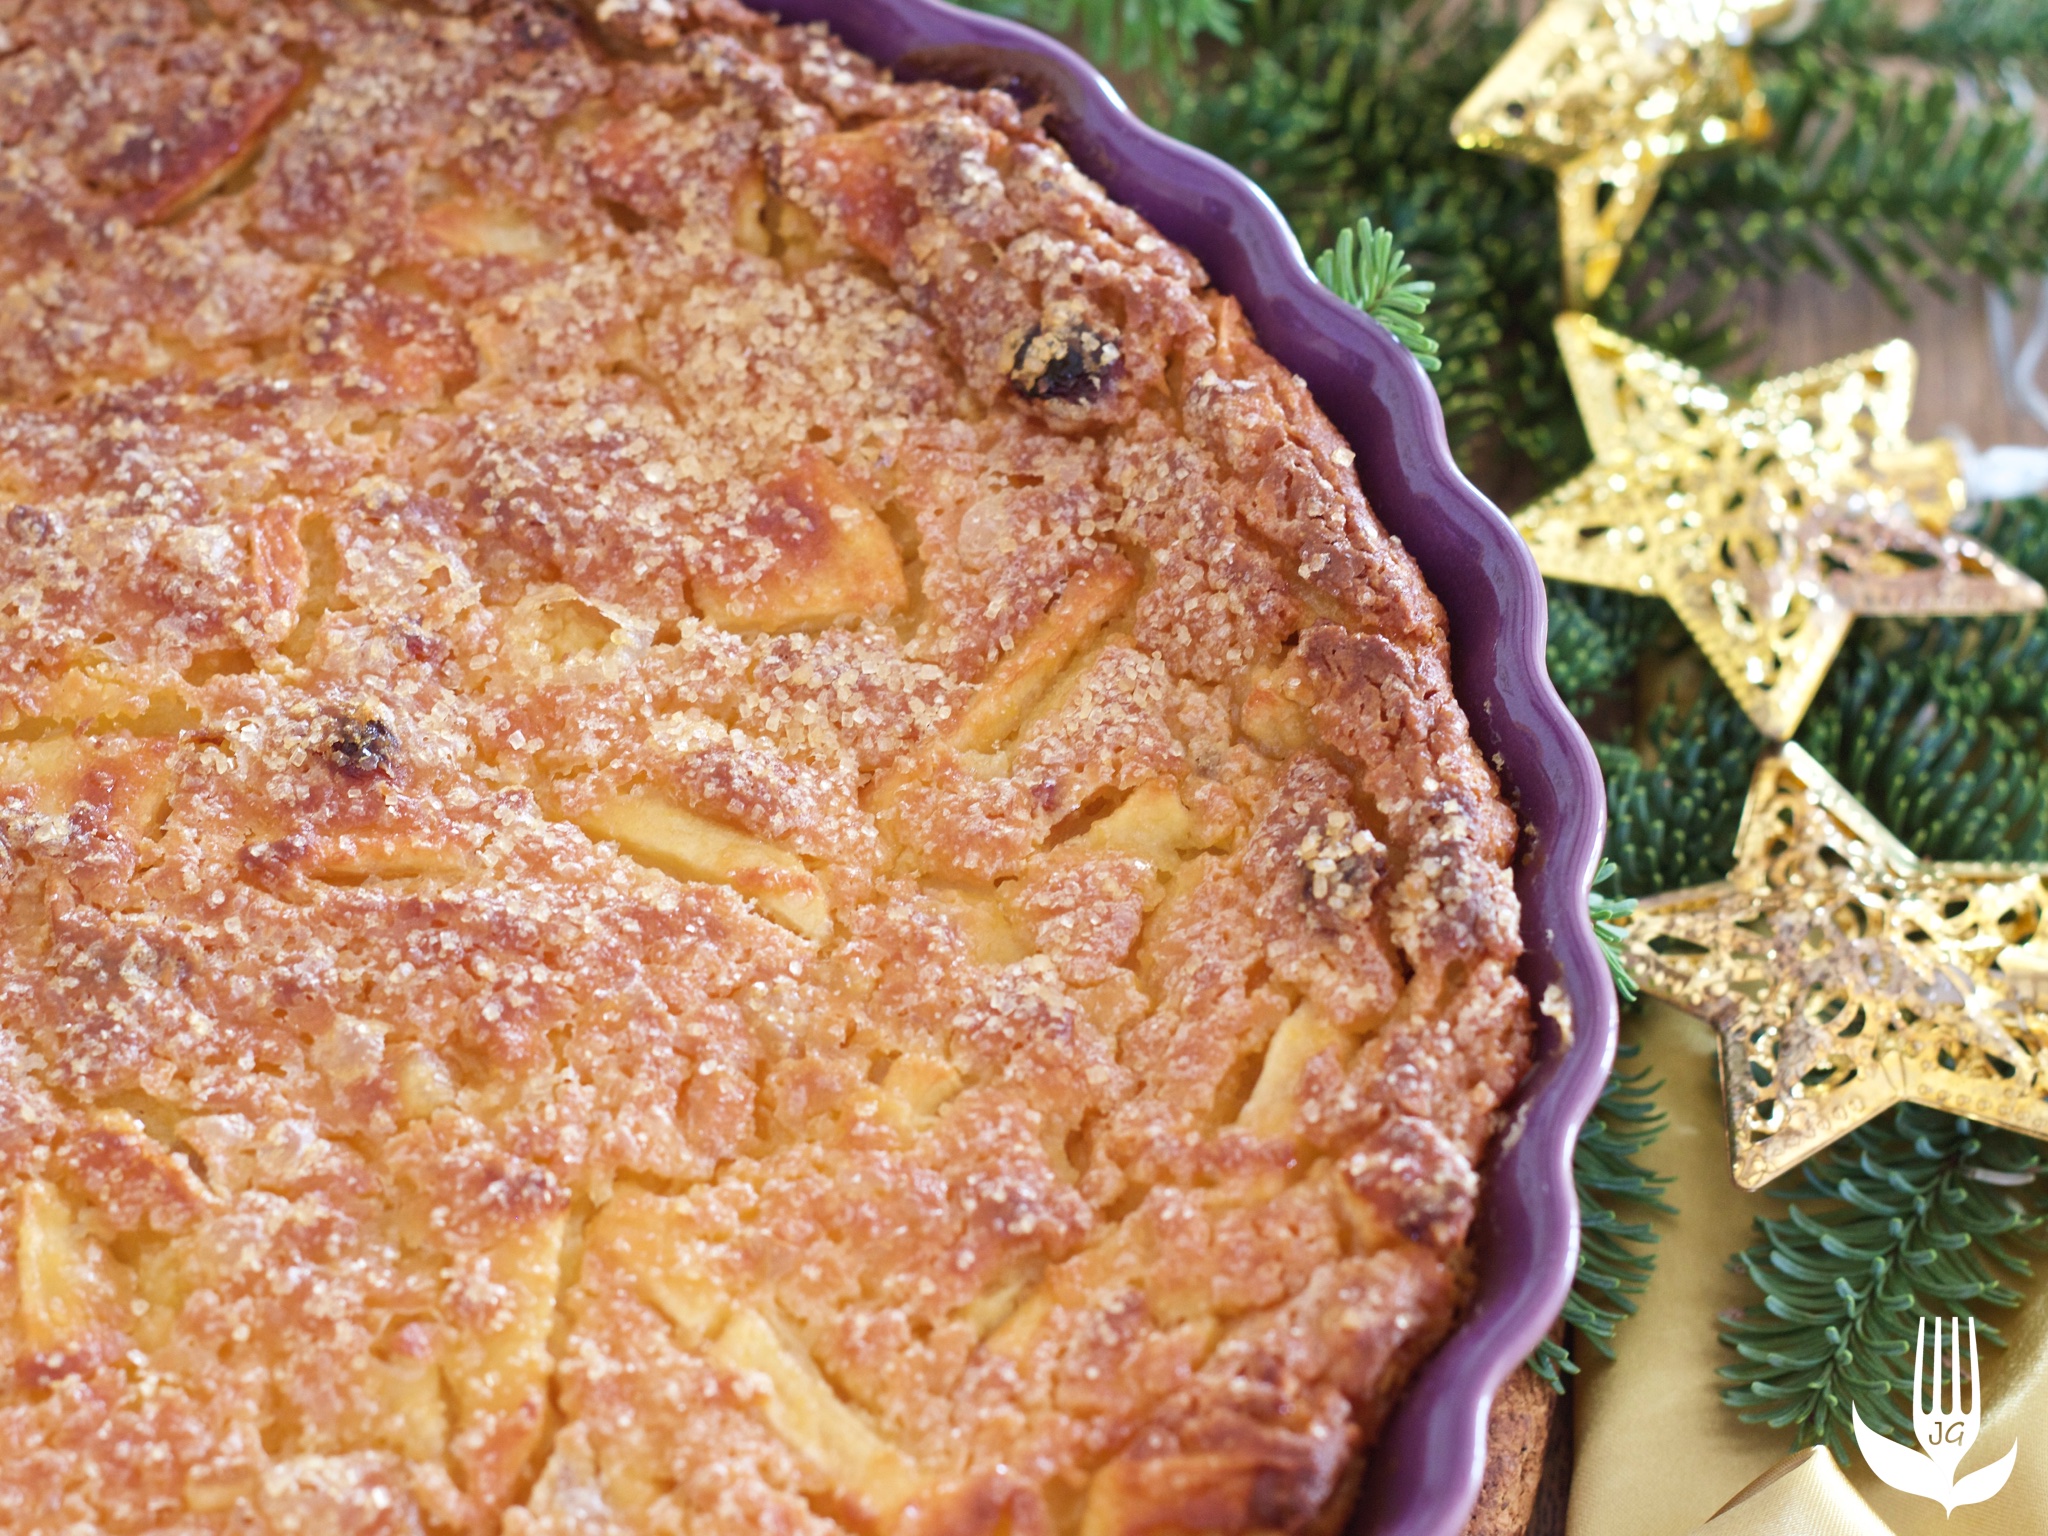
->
xmin=0 ymin=3 xmax=1532 ymax=1532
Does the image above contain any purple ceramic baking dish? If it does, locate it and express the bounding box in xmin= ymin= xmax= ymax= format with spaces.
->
xmin=764 ymin=3 xmax=1619 ymax=1533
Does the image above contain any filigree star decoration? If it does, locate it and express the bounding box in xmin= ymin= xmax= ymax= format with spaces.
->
xmin=1514 ymin=315 xmax=2045 ymax=740
xmin=1626 ymin=744 xmax=2048 ymax=1190
xmin=1451 ymin=0 xmax=1788 ymax=305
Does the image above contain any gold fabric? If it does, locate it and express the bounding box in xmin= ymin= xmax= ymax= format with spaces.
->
xmin=1565 ymin=1002 xmax=2048 ymax=1536
xmin=1689 ymin=1450 xmax=1897 ymax=1535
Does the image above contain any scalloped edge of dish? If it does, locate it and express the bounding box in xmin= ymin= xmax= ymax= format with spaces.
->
xmin=753 ymin=6 xmax=1619 ymax=1531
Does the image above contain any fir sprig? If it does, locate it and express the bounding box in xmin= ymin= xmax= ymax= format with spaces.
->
xmin=1313 ymin=217 xmax=1442 ymax=371
xmin=1544 ymin=583 xmax=1670 ymax=722
xmin=1799 ymin=625 xmax=2048 ymax=860
xmin=1529 ymin=865 xmax=1661 ymax=1391
xmin=1643 ymin=48 xmax=2048 ymax=316
xmin=1599 ymin=681 xmax=1761 ymax=899
xmin=1589 ymin=860 xmax=1639 ymax=1005
xmin=1982 ymin=495 xmax=2048 ymax=586
xmin=1799 ymin=0 xmax=2048 ymax=88
xmin=1531 ymin=1040 xmax=1672 ymax=1390
xmin=1181 ymin=0 xmax=1566 ymax=481
xmin=1798 ymin=497 xmax=2048 ymax=862
xmin=1720 ymin=1108 xmax=2048 ymax=1463
xmin=974 ymin=0 xmax=1243 ymax=71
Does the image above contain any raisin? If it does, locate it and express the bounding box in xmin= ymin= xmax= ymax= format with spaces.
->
xmin=1008 ymin=322 xmax=1120 ymax=403
xmin=327 ymin=714 xmax=398 ymax=778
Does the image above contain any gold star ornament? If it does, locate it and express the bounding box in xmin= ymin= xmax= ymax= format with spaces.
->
xmin=1515 ymin=316 xmax=2044 ymax=740
xmin=1627 ymin=745 xmax=2048 ymax=1190
xmin=1452 ymin=0 xmax=1787 ymax=304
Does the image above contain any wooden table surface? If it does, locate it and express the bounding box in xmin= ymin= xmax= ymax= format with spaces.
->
xmin=1756 ymin=274 xmax=2048 ymax=450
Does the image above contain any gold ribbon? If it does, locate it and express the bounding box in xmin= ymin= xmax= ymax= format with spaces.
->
xmin=1565 ymin=1002 xmax=2048 ymax=1536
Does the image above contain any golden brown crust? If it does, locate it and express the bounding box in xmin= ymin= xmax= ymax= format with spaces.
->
xmin=0 ymin=4 xmax=1531 ymax=1533
xmin=1458 ymin=1362 xmax=1557 ymax=1536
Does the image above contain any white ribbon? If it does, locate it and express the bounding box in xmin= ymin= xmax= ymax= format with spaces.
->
xmin=1949 ymin=432 xmax=2048 ymax=505
xmin=1759 ymin=0 xmax=1825 ymax=43
xmin=1987 ymin=275 xmax=2048 ymax=436
xmin=1949 ymin=272 xmax=2048 ymax=503
xmin=1953 ymin=436 xmax=2048 ymax=503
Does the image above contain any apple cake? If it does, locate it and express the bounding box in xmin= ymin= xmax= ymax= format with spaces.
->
xmin=0 ymin=2 xmax=1533 ymax=1532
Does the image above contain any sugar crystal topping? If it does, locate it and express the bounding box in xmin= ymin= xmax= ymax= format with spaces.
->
xmin=0 ymin=3 xmax=1531 ymax=1532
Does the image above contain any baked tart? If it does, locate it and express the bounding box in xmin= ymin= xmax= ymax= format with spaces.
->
xmin=0 ymin=2 xmax=1533 ymax=1531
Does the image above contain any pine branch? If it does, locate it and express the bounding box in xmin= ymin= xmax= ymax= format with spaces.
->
xmin=1720 ymin=1107 xmax=2048 ymax=1463
xmin=1544 ymin=583 xmax=1671 ymax=722
xmin=1590 ymin=859 xmax=1639 ymax=1005
xmin=1531 ymin=864 xmax=1656 ymax=1391
xmin=1800 ymin=0 xmax=2048 ymax=87
xmin=1798 ymin=623 xmax=2048 ymax=860
xmin=1531 ymin=1040 xmax=1671 ymax=1390
xmin=1980 ymin=495 xmax=2048 ymax=587
xmin=1797 ymin=499 xmax=2048 ymax=861
xmin=972 ymin=0 xmax=1244 ymax=72
xmin=1635 ymin=44 xmax=2048 ymax=315
xmin=1313 ymin=217 xmax=1441 ymax=370
xmin=1163 ymin=39 xmax=1347 ymax=211
xmin=1598 ymin=680 xmax=1762 ymax=899
xmin=1905 ymin=0 xmax=2048 ymax=78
